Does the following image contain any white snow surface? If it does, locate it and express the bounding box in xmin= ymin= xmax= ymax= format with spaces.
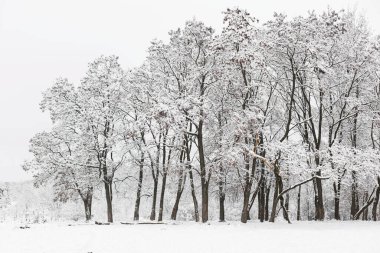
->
xmin=0 ymin=221 xmax=378 ymax=253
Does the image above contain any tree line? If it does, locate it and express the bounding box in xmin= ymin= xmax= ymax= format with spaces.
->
xmin=24 ymin=8 xmax=380 ymax=223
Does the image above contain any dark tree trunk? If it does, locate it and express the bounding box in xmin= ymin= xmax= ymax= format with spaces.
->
xmin=196 ymin=78 xmax=210 ymax=223
xmin=170 ymin=174 xmax=185 ymax=220
xmin=297 ymin=185 xmax=301 ymax=221
xmin=241 ymin=155 xmax=255 ymax=223
xmin=150 ymin=178 xmax=158 ymax=221
xmin=201 ymin=181 xmax=209 ymax=223
xmin=133 ymin=154 xmax=144 ymax=221
xmin=372 ymin=177 xmax=380 ymax=221
xmin=171 ymin=150 xmax=186 ymax=220
xmin=158 ymin=173 xmax=167 ymax=222
xmin=351 ymin=87 xmax=360 ymax=220
xmin=80 ymin=188 xmax=93 ymax=221
xmin=84 ymin=197 xmax=92 ymax=221
xmin=333 ymin=182 xmax=340 ymax=220
xmin=264 ymin=183 xmax=271 ymax=221
xmin=197 ymin=121 xmax=209 ymax=223
xmin=99 ymin=120 xmax=113 ymax=223
xmin=185 ymin=130 xmax=199 ymax=222
xmin=242 ymin=135 xmax=260 ymax=223
xmin=219 ymin=189 xmax=225 ymax=222
xmin=158 ymin=133 xmax=169 ymax=222
xmin=218 ymin=165 xmax=226 ymax=222
xmin=104 ymin=180 xmax=113 ymax=223
xmin=258 ymin=135 xmax=266 ymax=222
xmin=269 ymin=175 xmax=279 ymax=222
xmin=189 ymin=168 xmax=200 ymax=222
xmin=350 ymin=171 xmax=360 ymax=219
xmin=149 ymin=132 xmax=162 ymax=221
xmin=171 ymin=194 xmax=181 ymax=220
xmin=333 ymin=169 xmax=345 ymax=220
xmin=241 ymin=177 xmax=251 ymax=223
xmin=258 ymin=174 xmax=265 ymax=222
xmin=362 ymin=191 xmax=369 ymax=221
xmin=284 ymin=193 xmax=289 ymax=220
xmin=306 ymin=186 xmax=312 ymax=221
xmin=217 ymin=111 xmax=226 ymax=222
xmin=314 ymin=170 xmax=325 ymax=221
xmin=257 ymin=188 xmax=261 ymax=221
xmin=247 ymin=176 xmax=263 ymax=217
xmin=269 ymin=159 xmax=289 ymax=223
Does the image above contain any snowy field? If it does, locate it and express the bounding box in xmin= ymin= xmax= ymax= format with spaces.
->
xmin=1 ymin=221 xmax=379 ymax=253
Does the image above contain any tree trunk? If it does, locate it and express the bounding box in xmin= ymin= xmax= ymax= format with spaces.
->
xmin=333 ymin=182 xmax=340 ymax=220
xmin=284 ymin=193 xmax=289 ymax=220
xmin=350 ymin=171 xmax=359 ymax=219
xmin=84 ymin=197 xmax=92 ymax=221
xmin=241 ymin=157 xmax=256 ymax=223
xmin=297 ymin=185 xmax=301 ymax=221
xmin=265 ymin=183 xmax=271 ymax=221
xmin=372 ymin=177 xmax=380 ymax=221
xmin=268 ymin=170 xmax=290 ymax=223
xmin=149 ymin=132 xmax=162 ymax=221
xmin=351 ymin=88 xmax=360 ymax=220
xmin=197 ymin=120 xmax=209 ymax=223
xmin=362 ymin=191 xmax=369 ymax=221
xmin=150 ymin=178 xmax=158 ymax=221
xmin=170 ymin=177 xmax=185 ymax=220
xmin=247 ymin=176 xmax=263 ymax=219
xmin=333 ymin=169 xmax=346 ymax=220
xmin=258 ymin=174 xmax=265 ymax=222
xmin=189 ymin=168 xmax=200 ymax=222
xmin=185 ymin=131 xmax=199 ymax=222
xmin=217 ymin=111 xmax=226 ymax=222
xmin=306 ymin=185 xmax=312 ymax=220
xmin=104 ymin=180 xmax=113 ymax=223
xmin=201 ymin=181 xmax=209 ymax=223
xmin=241 ymin=188 xmax=250 ymax=223
xmin=241 ymin=179 xmax=251 ymax=223
xmin=219 ymin=190 xmax=225 ymax=222
xmin=241 ymin=140 xmax=259 ymax=223
xmin=269 ymin=160 xmax=287 ymax=223
xmin=269 ymin=175 xmax=279 ymax=222
xmin=158 ymin=172 xmax=167 ymax=222
xmin=170 ymin=154 xmax=186 ymax=220
xmin=133 ymin=154 xmax=144 ymax=221
xmin=314 ymin=170 xmax=325 ymax=220
xmin=218 ymin=167 xmax=225 ymax=222
xmin=158 ymin=133 xmax=169 ymax=222
xmin=81 ymin=188 xmax=93 ymax=222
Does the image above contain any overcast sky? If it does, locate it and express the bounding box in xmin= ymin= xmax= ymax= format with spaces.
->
xmin=0 ymin=0 xmax=379 ymax=182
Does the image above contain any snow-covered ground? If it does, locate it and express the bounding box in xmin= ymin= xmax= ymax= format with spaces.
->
xmin=0 ymin=221 xmax=377 ymax=253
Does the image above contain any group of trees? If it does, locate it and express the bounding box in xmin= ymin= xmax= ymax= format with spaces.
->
xmin=24 ymin=8 xmax=380 ymax=223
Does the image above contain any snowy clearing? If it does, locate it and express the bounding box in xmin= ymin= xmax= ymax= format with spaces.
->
xmin=0 ymin=221 xmax=378 ymax=253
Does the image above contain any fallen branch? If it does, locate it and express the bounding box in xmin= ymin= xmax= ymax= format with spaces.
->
xmin=120 ymin=222 xmax=166 ymax=225
xmin=354 ymin=187 xmax=377 ymax=220
xmin=278 ymin=176 xmax=330 ymax=198
xmin=270 ymin=175 xmax=330 ymax=223
xmin=95 ymin=221 xmax=111 ymax=225
xmin=68 ymin=223 xmax=95 ymax=226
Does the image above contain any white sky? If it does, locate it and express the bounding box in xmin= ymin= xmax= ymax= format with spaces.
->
xmin=0 ymin=0 xmax=379 ymax=182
